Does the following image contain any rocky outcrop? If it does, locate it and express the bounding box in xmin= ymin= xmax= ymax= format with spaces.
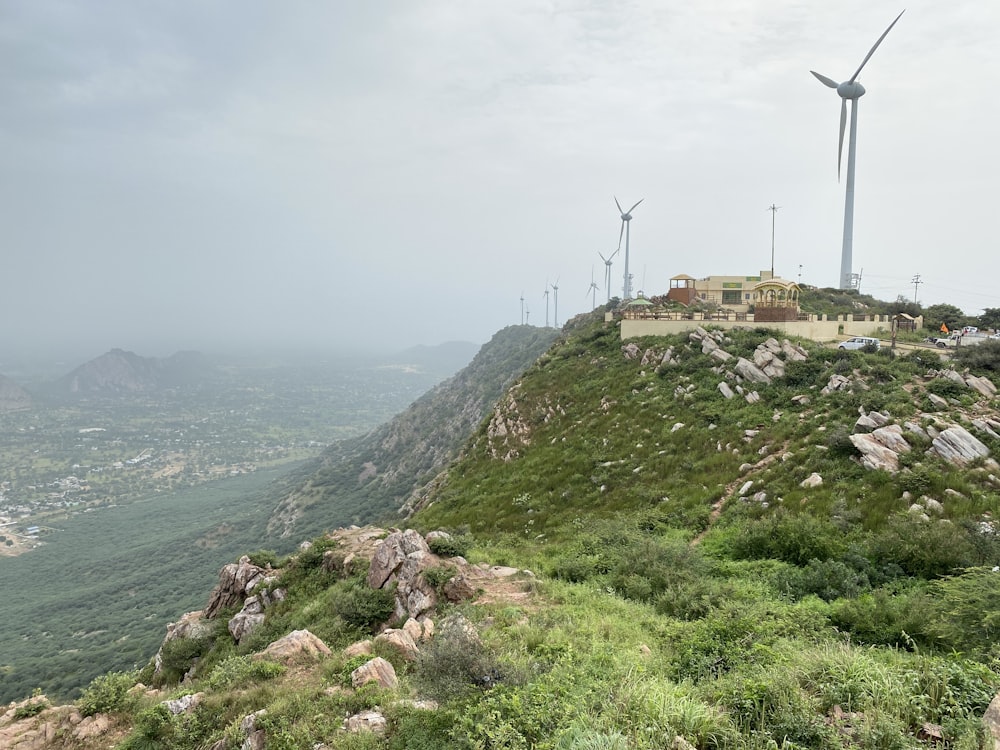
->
xmin=734 ymin=358 xmax=772 ymax=385
xmin=929 ymin=426 xmax=990 ymax=466
xmin=154 ymin=611 xmax=212 ymax=677
xmin=258 ymin=629 xmax=331 ymax=663
xmin=850 ymin=426 xmax=911 ymax=473
xmin=204 ymin=556 xmax=271 ymax=618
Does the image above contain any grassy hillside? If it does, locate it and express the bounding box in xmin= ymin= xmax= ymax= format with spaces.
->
xmin=6 ymin=315 xmax=1000 ymax=749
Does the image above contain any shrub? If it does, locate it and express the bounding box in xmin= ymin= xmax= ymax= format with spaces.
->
xmin=828 ymin=590 xmax=918 ymax=647
xmin=426 ymin=533 xmax=470 ymax=558
xmin=925 ymin=378 xmax=966 ymax=400
xmin=329 ymin=583 xmax=396 ymax=631
xmin=206 ymin=655 xmax=286 ymax=690
xmin=869 ymin=515 xmax=976 ymax=578
xmin=77 ymin=670 xmax=139 ymax=716
xmin=773 ymin=559 xmax=870 ymax=602
xmin=726 ymin=510 xmax=847 ymax=566
xmin=12 ymin=697 xmax=48 ymax=719
xmin=952 ymin=340 xmax=1000 ymax=373
xmin=155 ymin=636 xmax=211 ymax=686
xmin=412 ymin=618 xmax=502 ymax=702
xmin=922 ymin=567 xmax=1000 ymax=655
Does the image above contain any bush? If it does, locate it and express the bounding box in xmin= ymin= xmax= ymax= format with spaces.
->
xmin=206 ymin=655 xmax=286 ymax=690
xmin=922 ymin=567 xmax=1000 ymax=655
xmin=155 ymin=636 xmax=211 ymax=686
xmin=77 ymin=670 xmax=139 ymax=716
xmin=412 ymin=618 xmax=502 ymax=702
xmin=773 ymin=559 xmax=870 ymax=602
xmin=426 ymin=533 xmax=470 ymax=558
xmin=726 ymin=511 xmax=847 ymax=566
xmin=330 ymin=584 xmax=396 ymax=631
xmin=13 ymin=698 xmax=48 ymax=719
xmin=869 ymin=515 xmax=976 ymax=578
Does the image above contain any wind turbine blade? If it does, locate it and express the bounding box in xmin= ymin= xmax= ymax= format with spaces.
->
xmin=628 ymin=199 xmax=644 ymax=213
xmin=849 ymin=10 xmax=905 ymax=83
xmin=810 ymin=71 xmax=839 ymax=88
xmin=838 ymin=98 xmax=847 ymax=181
xmin=614 ymin=196 xmax=624 ymax=214
xmin=618 ymin=221 xmax=625 ymax=251
xmin=610 ymin=246 xmax=620 ymax=260
xmin=598 ymin=251 xmax=608 ymax=262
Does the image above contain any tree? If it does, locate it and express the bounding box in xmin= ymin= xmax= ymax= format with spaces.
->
xmin=978 ymin=307 xmax=1000 ymax=331
xmin=923 ymin=303 xmax=971 ymax=333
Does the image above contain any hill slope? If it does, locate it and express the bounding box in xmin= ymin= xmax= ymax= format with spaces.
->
xmin=0 ymin=373 xmax=31 ymax=411
xmin=265 ymin=325 xmax=558 ymax=538
xmin=6 ymin=315 xmax=1000 ymax=749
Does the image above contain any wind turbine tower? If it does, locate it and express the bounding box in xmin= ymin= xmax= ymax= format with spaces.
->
xmin=811 ymin=10 xmax=904 ymax=290
xmin=520 ymin=292 xmax=525 ymax=325
xmin=551 ymin=279 xmax=560 ymax=328
xmin=543 ymin=285 xmax=551 ymax=328
xmin=615 ymin=197 xmax=643 ymax=300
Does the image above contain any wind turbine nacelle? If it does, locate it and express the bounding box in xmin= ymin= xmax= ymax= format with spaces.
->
xmin=837 ymin=81 xmax=866 ymax=99
xmin=621 ymin=214 xmax=633 ymax=221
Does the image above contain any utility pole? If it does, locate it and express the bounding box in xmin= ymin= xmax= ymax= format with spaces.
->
xmin=798 ymin=264 xmax=803 ymax=284
xmin=911 ymin=274 xmax=922 ymax=304
xmin=767 ymin=204 xmax=781 ymax=277
xmin=520 ymin=293 xmax=525 ymax=325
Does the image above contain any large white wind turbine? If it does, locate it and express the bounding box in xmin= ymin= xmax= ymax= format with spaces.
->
xmin=811 ymin=10 xmax=904 ymax=290
xmin=598 ymin=247 xmax=620 ymax=303
xmin=615 ymin=197 xmax=643 ymax=300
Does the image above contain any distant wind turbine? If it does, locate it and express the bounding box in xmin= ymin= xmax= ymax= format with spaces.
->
xmin=520 ymin=292 xmax=525 ymax=325
xmin=598 ymin=247 xmax=620 ymax=303
xmin=543 ymin=284 xmax=551 ymax=328
xmin=587 ymin=267 xmax=600 ymax=309
xmin=550 ymin=278 xmax=560 ymax=328
xmin=811 ymin=10 xmax=904 ymax=290
xmin=615 ymin=197 xmax=643 ymax=300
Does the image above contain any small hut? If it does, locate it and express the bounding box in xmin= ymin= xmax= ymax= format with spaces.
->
xmin=751 ymin=278 xmax=801 ymax=322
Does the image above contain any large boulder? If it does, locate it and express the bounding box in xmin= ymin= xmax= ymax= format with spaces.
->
xmin=367 ymin=530 xmax=432 ymax=589
xmin=930 ymin=426 xmax=990 ymax=466
xmin=735 ymin=358 xmax=772 ymax=385
xmin=351 ymin=657 xmax=398 ymax=690
xmin=258 ymin=629 xmax=331 ymax=663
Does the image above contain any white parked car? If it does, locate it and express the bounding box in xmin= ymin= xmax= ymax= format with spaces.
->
xmin=838 ymin=336 xmax=881 ymax=351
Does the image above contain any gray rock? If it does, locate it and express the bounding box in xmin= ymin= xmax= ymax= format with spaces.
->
xmin=367 ymin=529 xmax=431 ymax=589
xmin=710 ymin=348 xmax=733 ymax=363
xmin=343 ymin=710 xmax=388 ymax=735
xmin=854 ymin=415 xmax=880 ymax=433
xmin=930 ymin=426 xmax=990 ymax=466
xmin=718 ymin=382 xmax=735 ymax=399
xmin=800 ymin=473 xmax=823 ymax=489
xmin=352 ymin=657 xmax=398 ymax=690
xmin=927 ymin=393 xmax=950 ymax=409
xmin=735 ymin=358 xmax=772 ymax=384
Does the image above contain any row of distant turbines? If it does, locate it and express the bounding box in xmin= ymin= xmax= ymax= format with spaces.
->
xmin=520 ymin=195 xmax=643 ymax=328
xmin=520 ymin=10 xmax=905 ymax=327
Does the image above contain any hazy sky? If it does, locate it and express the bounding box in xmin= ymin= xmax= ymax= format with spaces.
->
xmin=2 ymin=1 xmax=998 ymax=358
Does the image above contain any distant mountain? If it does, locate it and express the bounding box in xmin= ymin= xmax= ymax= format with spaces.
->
xmin=265 ymin=325 xmax=558 ymax=538
xmin=0 ymin=373 xmax=31 ymax=412
xmin=48 ymin=348 xmax=208 ymax=396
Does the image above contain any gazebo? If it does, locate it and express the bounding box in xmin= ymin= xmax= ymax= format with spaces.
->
xmin=667 ymin=274 xmax=697 ymax=305
xmin=751 ymin=278 xmax=801 ymax=322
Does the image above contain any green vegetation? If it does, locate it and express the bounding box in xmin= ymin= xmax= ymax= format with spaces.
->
xmin=7 ymin=313 xmax=1000 ymax=747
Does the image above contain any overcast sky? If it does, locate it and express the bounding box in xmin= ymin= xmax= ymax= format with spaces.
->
xmin=2 ymin=1 xmax=998 ymax=359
